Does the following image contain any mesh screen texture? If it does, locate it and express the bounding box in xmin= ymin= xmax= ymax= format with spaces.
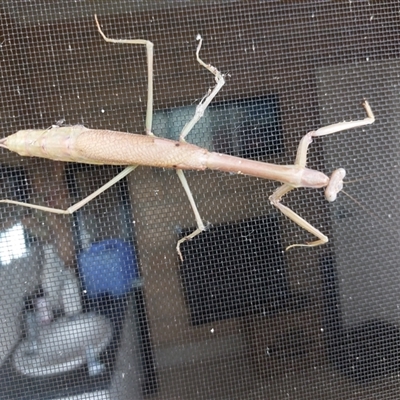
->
xmin=0 ymin=1 xmax=399 ymax=399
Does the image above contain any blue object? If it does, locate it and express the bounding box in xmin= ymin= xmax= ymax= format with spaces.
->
xmin=78 ymin=239 xmax=138 ymax=298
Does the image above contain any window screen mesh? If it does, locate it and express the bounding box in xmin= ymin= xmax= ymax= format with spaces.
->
xmin=0 ymin=1 xmax=399 ymax=399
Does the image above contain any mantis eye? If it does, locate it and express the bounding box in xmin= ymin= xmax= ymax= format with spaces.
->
xmin=325 ymin=168 xmax=346 ymax=202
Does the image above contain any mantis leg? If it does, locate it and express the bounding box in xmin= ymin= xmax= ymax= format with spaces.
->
xmin=311 ymin=100 xmax=374 ymax=138
xmin=270 ymin=100 xmax=374 ymax=250
xmin=295 ymin=100 xmax=374 ymax=168
xmin=313 ymin=100 xmax=375 ymax=200
xmin=175 ymin=170 xmax=206 ymax=260
xmin=269 ymin=183 xmax=328 ymax=250
xmin=0 ymin=165 xmax=138 ymax=215
xmin=175 ymin=36 xmax=226 ymax=258
xmin=179 ymin=35 xmax=226 ymax=142
xmin=95 ymin=15 xmax=154 ymax=135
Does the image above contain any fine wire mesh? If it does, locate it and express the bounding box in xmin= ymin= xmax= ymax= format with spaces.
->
xmin=0 ymin=1 xmax=399 ymax=399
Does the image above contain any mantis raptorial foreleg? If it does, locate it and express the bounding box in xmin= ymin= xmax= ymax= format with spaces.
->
xmin=270 ymin=100 xmax=374 ymax=250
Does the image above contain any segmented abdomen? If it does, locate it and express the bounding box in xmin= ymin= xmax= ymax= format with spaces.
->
xmin=0 ymin=125 xmax=210 ymax=170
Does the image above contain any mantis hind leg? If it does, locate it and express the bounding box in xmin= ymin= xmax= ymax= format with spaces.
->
xmin=95 ymin=15 xmax=154 ymax=135
xmin=0 ymin=165 xmax=138 ymax=215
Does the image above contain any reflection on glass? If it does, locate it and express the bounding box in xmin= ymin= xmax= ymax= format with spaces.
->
xmin=0 ymin=223 xmax=27 ymax=265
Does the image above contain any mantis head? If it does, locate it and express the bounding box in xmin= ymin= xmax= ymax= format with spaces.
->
xmin=325 ymin=168 xmax=346 ymax=202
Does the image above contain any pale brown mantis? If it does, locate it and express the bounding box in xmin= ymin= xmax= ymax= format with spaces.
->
xmin=0 ymin=16 xmax=375 ymax=259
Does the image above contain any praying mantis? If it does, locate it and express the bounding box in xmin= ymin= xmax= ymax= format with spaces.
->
xmin=0 ymin=16 xmax=375 ymax=260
